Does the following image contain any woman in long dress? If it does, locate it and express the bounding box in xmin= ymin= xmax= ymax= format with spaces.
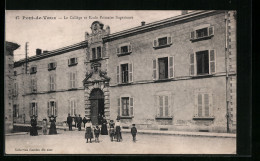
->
xmin=30 ymin=115 xmax=38 ymax=136
xmin=101 ymin=116 xmax=108 ymax=135
xmin=49 ymin=115 xmax=57 ymax=135
xmin=42 ymin=117 xmax=48 ymax=135
xmin=85 ymin=119 xmax=93 ymax=143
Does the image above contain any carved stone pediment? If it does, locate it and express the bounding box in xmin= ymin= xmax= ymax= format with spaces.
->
xmin=83 ymin=62 xmax=110 ymax=85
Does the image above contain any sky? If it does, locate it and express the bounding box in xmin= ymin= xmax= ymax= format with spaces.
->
xmin=6 ymin=10 xmax=182 ymax=61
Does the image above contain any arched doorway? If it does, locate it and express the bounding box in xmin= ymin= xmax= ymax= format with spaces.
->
xmin=89 ymin=88 xmax=104 ymax=125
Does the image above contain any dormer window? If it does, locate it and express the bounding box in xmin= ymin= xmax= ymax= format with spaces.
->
xmin=68 ymin=57 xmax=78 ymax=66
xmin=30 ymin=66 xmax=37 ymax=74
xmin=48 ymin=62 xmax=57 ymax=71
xmin=153 ymin=35 xmax=172 ymax=49
xmin=117 ymin=43 xmax=132 ymax=56
xmin=190 ymin=25 xmax=214 ymax=41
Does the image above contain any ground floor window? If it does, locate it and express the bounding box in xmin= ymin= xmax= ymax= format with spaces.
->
xmin=118 ymin=97 xmax=134 ymax=117
xmin=194 ymin=93 xmax=213 ymax=118
xmin=13 ymin=104 xmax=19 ymax=118
xmin=157 ymin=95 xmax=170 ymax=117
xmin=29 ymin=102 xmax=38 ymax=117
xmin=48 ymin=101 xmax=57 ymax=117
xmin=69 ymin=99 xmax=77 ymax=116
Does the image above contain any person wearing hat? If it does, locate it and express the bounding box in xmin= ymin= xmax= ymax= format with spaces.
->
xmin=42 ymin=117 xmax=48 ymax=135
xmin=85 ymin=118 xmax=93 ymax=143
xmin=49 ymin=115 xmax=57 ymax=135
xmin=109 ymin=120 xmax=115 ymax=141
xmin=131 ymin=123 xmax=137 ymax=142
xmin=67 ymin=113 xmax=73 ymax=131
xmin=77 ymin=114 xmax=83 ymax=131
xmin=30 ymin=115 xmax=38 ymax=136
xmin=82 ymin=116 xmax=87 ymax=128
xmin=115 ymin=118 xmax=122 ymax=142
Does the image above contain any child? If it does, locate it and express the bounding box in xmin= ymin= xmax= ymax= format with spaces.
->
xmin=94 ymin=125 xmax=100 ymax=143
xmin=131 ymin=124 xmax=137 ymax=142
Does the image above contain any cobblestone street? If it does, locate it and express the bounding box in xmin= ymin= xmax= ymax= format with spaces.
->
xmin=5 ymin=129 xmax=236 ymax=154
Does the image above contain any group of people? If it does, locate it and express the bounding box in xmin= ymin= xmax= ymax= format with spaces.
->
xmin=29 ymin=115 xmax=57 ymax=136
xmin=66 ymin=114 xmax=90 ymax=131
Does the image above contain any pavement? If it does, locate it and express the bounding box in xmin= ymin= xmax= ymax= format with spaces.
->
xmin=10 ymin=123 xmax=236 ymax=138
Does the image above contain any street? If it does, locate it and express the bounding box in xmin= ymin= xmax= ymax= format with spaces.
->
xmin=5 ymin=129 xmax=236 ymax=154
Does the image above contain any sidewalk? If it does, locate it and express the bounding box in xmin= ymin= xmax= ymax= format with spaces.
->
xmin=12 ymin=123 xmax=236 ymax=138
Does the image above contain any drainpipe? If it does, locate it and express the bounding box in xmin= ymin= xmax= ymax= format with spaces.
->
xmin=225 ymin=11 xmax=230 ymax=133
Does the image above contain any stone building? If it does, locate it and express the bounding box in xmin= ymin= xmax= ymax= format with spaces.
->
xmin=5 ymin=41 xmax=20 ymax=133
xmin=13 ymin=10 xmax=236 ymax=133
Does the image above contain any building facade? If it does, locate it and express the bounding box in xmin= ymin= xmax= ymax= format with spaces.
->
xmin=13 ymin=10 xmax=236 ymax=133
xmin=5 ymin=41 xmax=20 ymax=133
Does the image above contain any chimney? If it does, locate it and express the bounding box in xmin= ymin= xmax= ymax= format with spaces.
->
xmin=36 ymin=48 xmax=42 ymax=55
xmin=43 ymin=50 xmax=48 ymax=53
xmin=181 ymin=10 xmax=188 ymax=15
xmin=141 ymin=21 xmax=145 ymax=26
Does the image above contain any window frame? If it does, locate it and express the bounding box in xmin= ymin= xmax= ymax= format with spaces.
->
xmin=68 ymin=71 xmax=77 ymax=89
xmin=190 ymin=24 xmax=214 ymax=41
xmin=68 ymin=57 xmax=78 ymax=67
xmin=48 ymin=62 xmax=57 ymax=71
xmin=153 ymin=55 xmax=175 ymax=81
xmin=48 ymin=99 xmax=58 ymax=117
xmin=69 ymin=98 xmax=77 ymax=116
xmin=13 ymin=104 xmax=19 ymax=118
xmin=117 ymin=61 xmax=133 ymax=84
xmin=13 ymin=82 xmax=18 ymax=96
xmin=49 ymin=74 xmax=56 ymax=91
xmin=117 ymin=95 xmax=134 ymax=119
xmin=31 ymin=77 xmax=37 ymax=93
xmin=29 ymin=101 xmax=38 ymax=117
xmin=30 ymin=66 xmax=37 ymax=74
xmin=155 ymin=91 xmax=173 ymax=119
xmin=116 ymin=42 xmax=132 ymax=56
xmin=91 ymin=46 xmax=102 ymax=61
xmin=193 ymin=92 xmax=214 ymax=120
xmin=153 ymin=34 xmax=172 ymax=49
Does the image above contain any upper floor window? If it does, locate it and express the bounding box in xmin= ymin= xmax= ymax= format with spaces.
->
xmin=190 ymin=50 xmax=216 ymax=76
xmin=153 ymin=56 xmax=174 ymax=80
xmin=47 ymin=100 xmax=58 ymax=117
xmin=92 ymin=46 xmax=102 ymax=60
xmin=193 ymin=93 xmax=214 ymax=119
xmin=30 ymin=66 xmax=37 ymax=74
xmin=117 ymin=97 xmax=134 ymax=118
xmin=49 ymin=74 xmax=56 ymax=91
xmin=116 ymin=43 xmax=132 ymax=56
xmin=68 ymin=57 xmax=78 ymax=66
xmin=13 ymin=82 xmax=18 ymax=96
xmin=14 ymin=71 xmax=17 ymax=76
xmin=153 ymin=36 xmax=172 ymax=49
xmin=68 ymin=72 xmax=77 ymax=89
xmin=29 ymin=102 xmax=38 ymax=117
xmin=116 ymin=62 xmax=133 ymax=84
xmin=13 ymin=104 xmax=19 ymax=118
xmin=190 ymin=25 xmax=214 ymax=41
xmin=31 ymin=78 xmax=37 ymax=93
xmin=48 ymin=62 xmax=57 ymax=71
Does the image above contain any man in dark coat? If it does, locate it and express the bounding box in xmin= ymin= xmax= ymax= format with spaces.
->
xmin=77 ymin=114 xmax=83 ymax=131
xmin=82 ymin=117 xmax=87 ymax=128
xmin=131 ymin=124 xmax=137 ymax=142
xmin=67 ymin=114 xmax=73 ymax=131
xmin=30 ymin=115 xmax=38 ymax=136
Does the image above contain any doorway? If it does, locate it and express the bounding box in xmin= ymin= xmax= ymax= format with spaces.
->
xmin=89 ymin=88 xmax=104 ymax=125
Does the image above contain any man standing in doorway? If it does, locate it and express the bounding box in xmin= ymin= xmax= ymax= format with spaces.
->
xmin=78 ymin=115 xmax=83 ymax=131
xmin=67 ymin=114 xmax=73 ymax=131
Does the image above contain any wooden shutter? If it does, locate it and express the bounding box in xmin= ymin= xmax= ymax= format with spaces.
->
xmin=35 ymin=103 xmax=38 ymax=116
xmin=164 ymin=96 xmax=169 ymax=116
xmin=129 ymin=63 xmax=133 ymax=82
xmin=190 ymin=53 xmax=195 ymax=76
xmin=208 ymin=26 xmax=214 ymax=36
xmin=155 ymin=95 xmax=159 ymax=117
xmin=117 ymin=98 xmax=121 ymax=116
xmin=48 ymin=63 xmax=51 ymax=70
xmin=190 ymin=31 xmax=195 ymax=40
xmin=194 ymin=94 xmax=198 ymax=117
xmin=209 ymin=50 xmax=216 ymax=74
xmin=75 ymin=57 xmax=78 ymax=63
xmin=68 ymin=59 xmax=70 ymax=65
xmin=167 ymin=36 xmax=172 ymax=44
xmin=54 ymin=74 xmax=56 ymax=90
xmin=159 ymin=96 xmax=163 ymax=117
xmin=168 ymin=56 xmax=174 ymax=78
xmin=209 ymin=93 xmax=213 ymax=117
xmin=204 ymin=94 xmax=209 ymax=117
xmin=31 ymin=79 xmax=33 ymax=92
xmin=29 ymin=103 xmax=32 ymax=117
xmin=54 ymin=62 xmax=57 ymax=68
xmin=128 ymin=44 xmax=132 ymax=53
xmin=47 ymin=102 xmax=50 ymax=117
xmin=116 ymin=66 xmax=120 ymax=84
xmin=130 ymin=97 xmax=134 ymax=116
xmin=153 ymin=59 xmax=157 ymax=80
xmin=116 ymin=47 xmax=120 ymax=54
xmin=35 ymin=78 xmax=37 ymax=92
xmin=75 ymin=71 xmax=78 ymax=88
xmin=54 ymin=101 xmax=57 ymax=117
xmin=153 ymin=39 xmax=158 ymax=47
xmin=198 ymin=94 xmax=203 ymax=117
xmin=48 ymin=75 xmax=51 ymax=91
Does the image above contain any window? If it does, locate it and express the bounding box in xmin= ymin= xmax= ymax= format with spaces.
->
xmin=153 ymin=56 xmax=174 ymax=80
xmin=116 ymin=43 xmax=132 ymax=56
xmin=13 ymin=82 xmax=18 ymax=96
xmin=48 ymin=62 xmax=57 ymax=71
xmin=29 ymin=102 xmax=38 ymax=117
xmin=48 ymin=100 xmax=57 ymax=117
xmin=92 ymin=46 xmax=102 ymax=60
xmin=68 ymin=72 xmax=77 ymax=89
xmin=30 ymin=66 xmax=37 ymax=74
xmin=31 ymin=78 xmax=37 ymax=93
xmin=68 ymin=57 xmax=78 ymax=66
xmin=194 ymin=93 xmax=213 ymax=119
xmin=116 ymin=63 xmax=133 ymax=84
xmin=190 ymin=26 xmax=214 ymax=41
xmin=157 ymin=96 xmax=170 ymax=117
xmin=49 ymin=74 xmax=56 ymax=91
xmin=190 ymin=50 xmax=216 ymax=76
xmin=14 ymin=71 xmax=17 ymax=76
xmin=69 ymin=99 xmax=77 ymax=116
xmin=117 ymin=97 xmax=134 ymax=117
xmin=13 ymin=104 xmax=19 ymax=118
xmin=153 ymin=36 xmax=172 ymax=48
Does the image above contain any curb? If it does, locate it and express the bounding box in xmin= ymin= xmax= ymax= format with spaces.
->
xmin=5 ymin=132 xmax=29 ymax=136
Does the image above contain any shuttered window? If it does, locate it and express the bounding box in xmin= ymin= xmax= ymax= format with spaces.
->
xmin=48 ymin=101 xmax=57 ymax=117
xmin=69 ymin=99 xmax=77 ymax=116
xmin=69 ymin=72 xmax=77 ymax=89
xmin=194 ymin=93 xmax=213 ymax=118
xmin=31 ymin=78 xmax=37 ymax=92
xmin=117 ymin=43 xmax=132 ymax=55
xmin=68 ymin=57 xmax=78 ymax=66
xmin=117 ymin=62 xmax=134 ymax=84
xmin=118 ymin=97 xmax=134 ymax=117
xmin=153 ymin=36 xmax=172 ymax=48
xmin=153 ymin=56 xmax=174 ymax=80
xmin=29 ymin=102 xmax=38 ymax=117
xmin=49 ymin=74 xmax=56 ymax=91
xmin=157 ymin=95 xmax=171 ymax=117
xmin=190 ymin=26 xmax=214 ymax=40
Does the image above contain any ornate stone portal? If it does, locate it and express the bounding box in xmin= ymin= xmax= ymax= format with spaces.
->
xmin=83 ymin=62 xmax=110 ymax=123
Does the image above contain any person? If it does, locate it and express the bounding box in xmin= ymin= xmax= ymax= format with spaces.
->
xmin=101 ymin=116 xmax=108 ymax=135
xmin=74 ymin=114 xmax=78 ymax=128
xmin=30 ymin=115 xmax=38 ymax=136
xmin=115 ymin=118 xmax=122 ymax=142
xmin=42 ymin=117 xmax=48 ymax=135
xmin=78 ymin=115 xmax=83 ymax=131
xmin=94 ymin=125 xmax=100 ymax=143
xmin=67 ymin=114 xmax=73 ymax=131
xmin=82 ymin=117 xmax=87 ymax=128
xmin=49 ymin=115 xmax=57 ymax=135
xmin=131 ymin=124 xmax=137 ymax=142
xmin=85 ymin=119 xmax=93 ymax=143
xmin=109 ymin=120 xmax=115 ymax=142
